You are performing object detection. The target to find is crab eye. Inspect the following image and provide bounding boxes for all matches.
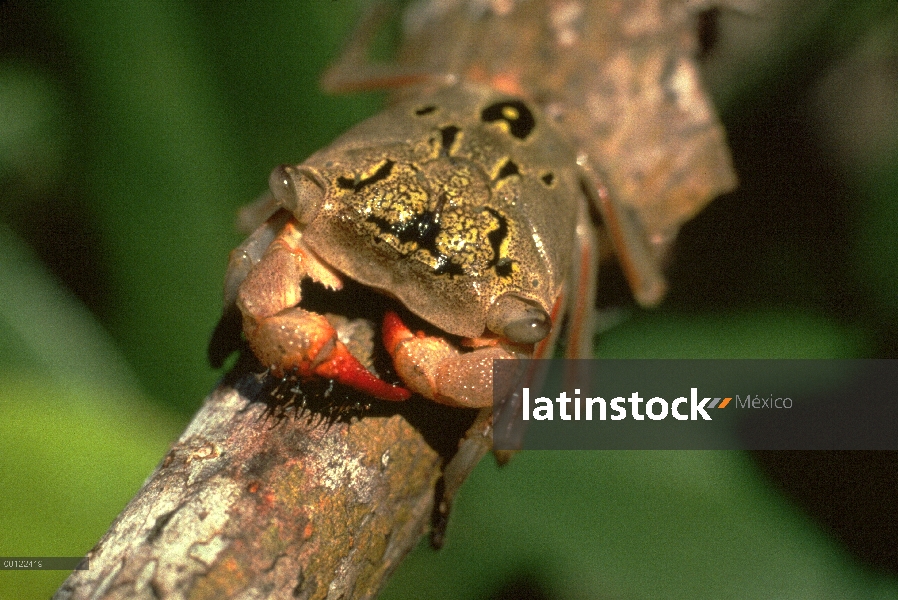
[503,309,550,344]
[486,294,551,344]
[268,164,324,224]
[269,164,298,208]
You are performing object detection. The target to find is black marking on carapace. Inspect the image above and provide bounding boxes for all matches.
[496,159,520,181]
[541,172,555,186]
[366,197,465,277]
[440,126,461,153]
[481,100,536,140]
[336,160,396,193]
[415,105,437,116]
[484,207,514,277]
[494,258,514,277]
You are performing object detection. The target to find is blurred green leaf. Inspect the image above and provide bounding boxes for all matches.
[856,151,898,314]
[0,64,67,203]
[0,373,180,600]
[0,223,141,393]
[385,451,898,600]
[598,310,867,359]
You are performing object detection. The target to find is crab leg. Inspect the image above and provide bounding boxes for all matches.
[579,158,667,308]
[209,210,291,368]
[563,198,601,359]
[320,1,455,94]
[238,219,411,401]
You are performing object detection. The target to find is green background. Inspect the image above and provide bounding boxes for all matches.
[1,1,897,598]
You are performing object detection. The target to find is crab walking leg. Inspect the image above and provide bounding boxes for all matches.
[430,406,494,547]
[238,219,411,401]
[579,158,667,308]
[209,210,291,368]
[320,1,455,94]
[223,210,291,312]
[382,311,519,408]
[564,198,601,359]
[236,190,281,235]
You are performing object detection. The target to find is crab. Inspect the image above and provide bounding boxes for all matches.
[208,83,630,409]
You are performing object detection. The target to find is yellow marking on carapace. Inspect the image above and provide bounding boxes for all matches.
[502,105,520,121]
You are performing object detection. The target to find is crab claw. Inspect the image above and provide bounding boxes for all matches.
[382,310,517,408]
[246,309,411,402]
[233,216,411,402]
[312,338,412,402]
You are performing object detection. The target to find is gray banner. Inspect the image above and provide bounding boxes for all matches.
[492,359,898,450]
[0,557,88,570]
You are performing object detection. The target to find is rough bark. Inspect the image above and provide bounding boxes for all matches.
[53,367,473,600]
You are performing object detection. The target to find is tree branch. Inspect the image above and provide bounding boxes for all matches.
[53,368,466,600]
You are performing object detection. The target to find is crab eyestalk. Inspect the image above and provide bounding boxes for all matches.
[485,293,551,344]
[269,164,326,225]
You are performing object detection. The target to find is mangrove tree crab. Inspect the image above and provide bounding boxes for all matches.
[211,83,613,408]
